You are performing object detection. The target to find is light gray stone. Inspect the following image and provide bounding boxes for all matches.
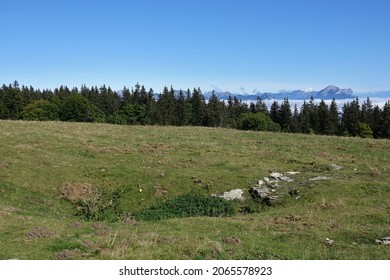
[375,237,390,245]
[214,189,244,201]
[330,163,342,171]
[309,176,329,181]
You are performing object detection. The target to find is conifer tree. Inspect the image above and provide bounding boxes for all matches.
[205,91,222,127]
[279,98,292,132]
[329,98,340,135]
[290,104,301,133]
[270,101,280,125]
[381,101,390,138]
[317,100,332,135]
[190,88,206,126]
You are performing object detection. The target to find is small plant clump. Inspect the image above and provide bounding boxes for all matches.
[69,188,238,222]
[132,192,237,221]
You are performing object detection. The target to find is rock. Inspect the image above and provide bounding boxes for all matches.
[250,187,271,198]
[270,172,283,179]
[309,176,329,181]
[214,189,244,201]
[329,163,342,171]
[375,237,390,245]
[325,238,334,246]
[280,176,294,182]
[256,180,264,186]
[286,171,300,175]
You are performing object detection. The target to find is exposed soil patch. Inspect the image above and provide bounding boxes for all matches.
[274,215,302,224]
[83,240,102,251]
[69,221,84,229]
[0,162,9,169]
[59,183,93,202]
[93,223,112,236]
[154,184,168,198]
[55,249,83,260]
[221,237,242,244]
[26,227,56,239]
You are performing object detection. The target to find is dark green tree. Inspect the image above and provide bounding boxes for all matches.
[205,91,222,127]
[329,98,340,135]
[21,99,59,121]
[60,94,105,122]
[317,100,332,135]
[381,101,390,138]
[190,87,206,126]
[279,98,292,132]
[239,112,280,132]
[341,97,360,136]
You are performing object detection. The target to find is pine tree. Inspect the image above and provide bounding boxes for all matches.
[255,97,269,115]
[205,90,222,127]
[308,96,319,133]
[317,100,332,135]
[290,104,301,133]
[157,86,177,125]
[279,98,292,132]
[371,105,382,138]
[299,101,311,134]
[341,97,360,136]
[270,101,280,125]
[329,98,340,135]
[145,88,157,124]
[381,101,390,138]
[177,89,190,126]
[2,82,24,119]
[190,87,206,126]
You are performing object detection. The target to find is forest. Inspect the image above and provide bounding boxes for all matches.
[1,80,389,139]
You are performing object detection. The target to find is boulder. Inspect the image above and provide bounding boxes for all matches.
[214,189,244,201]
[375,237,390,245]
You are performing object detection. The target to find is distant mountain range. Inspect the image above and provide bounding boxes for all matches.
[204,85,356,101]
[119,85,390,102]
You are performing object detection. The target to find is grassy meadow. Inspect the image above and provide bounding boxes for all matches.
[0,120,389,259]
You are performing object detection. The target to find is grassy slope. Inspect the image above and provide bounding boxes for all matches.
[0,120,389,259]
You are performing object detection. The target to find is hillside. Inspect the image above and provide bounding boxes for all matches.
[0,120,389,259]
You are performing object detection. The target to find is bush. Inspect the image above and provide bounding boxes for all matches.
[71,189,237,222]
[74,189,123,222]
[133,192,237,221]
[59,94,105,122]
[21,99,59,121]
[239,112,280,132]
[358,122,373,138]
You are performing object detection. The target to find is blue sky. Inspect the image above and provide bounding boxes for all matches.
[1,0,389,93]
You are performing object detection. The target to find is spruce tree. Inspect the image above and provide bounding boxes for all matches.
[381,101,390,138]
[329,98,340,135]
[205,91,222,127]
[317,100,332,135]
[279,98,292,132]
[190,88,206,126]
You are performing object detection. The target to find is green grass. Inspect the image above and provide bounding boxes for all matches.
[0,120,389,259]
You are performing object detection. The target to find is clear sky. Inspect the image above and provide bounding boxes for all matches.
[1,0,389,93]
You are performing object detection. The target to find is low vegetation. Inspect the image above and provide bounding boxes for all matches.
[0,120,389,259]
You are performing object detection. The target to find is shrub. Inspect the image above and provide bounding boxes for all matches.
[133,192,237,221]
[21,99,59,121]
[74,189,123,222]
[358,122,373,138]
[239,112,280,132]
[59,94,106,122]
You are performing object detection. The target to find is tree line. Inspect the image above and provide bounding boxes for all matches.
[1,81,389,139]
